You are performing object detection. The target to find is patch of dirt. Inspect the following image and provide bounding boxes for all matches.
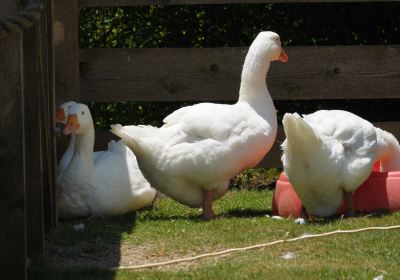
[45,241,212,271]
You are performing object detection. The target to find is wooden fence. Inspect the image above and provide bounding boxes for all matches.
[0,0,57,279]
[76,1,400,167]
[1,0,400,279]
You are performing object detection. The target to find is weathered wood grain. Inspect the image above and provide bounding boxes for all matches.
[80,0,400,8]
[80,46,400,102]
[93,122,400,168]
[54,0,80,105]
[23,20,45,264]
[54,0,80,222]
[42,0,58,232]
[46,0,59,229]
[0,1,26,279]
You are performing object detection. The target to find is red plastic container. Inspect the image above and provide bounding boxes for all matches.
[272,162,400,218]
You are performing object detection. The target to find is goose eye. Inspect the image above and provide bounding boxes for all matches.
[81,111,85,115]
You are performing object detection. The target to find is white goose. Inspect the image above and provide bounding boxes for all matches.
[57,103,156,218]
[281,110,400,218]
[56,101,78,176]
[111,31,288,220]
[55,101,105,183]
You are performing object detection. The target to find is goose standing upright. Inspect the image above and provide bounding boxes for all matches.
[111,31,288,220]
[281,110,400,219]
[57,103,156,218]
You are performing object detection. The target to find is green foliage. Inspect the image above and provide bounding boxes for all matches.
[78,3,400,128]
[87,101,198,128]
[79,3,400,48]
[230,167,281,190]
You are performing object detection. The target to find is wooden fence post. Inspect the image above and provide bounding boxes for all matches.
[53,0,80,216]
[54,0,80,104]
[0,1,26,279]
[45,0,59,229]
[23,0,46,262]
[39,0,58,232]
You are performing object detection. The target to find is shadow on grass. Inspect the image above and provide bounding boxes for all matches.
[29,266,117,280]
[140,208,274,222]
[305,210,393,225]
[29,213,138,280]
[222,208,274,218]
[139,213,203,222]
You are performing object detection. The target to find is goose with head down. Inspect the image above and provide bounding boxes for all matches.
[57,103,156,218]
[281,110,400,220]
[111,31,288,220]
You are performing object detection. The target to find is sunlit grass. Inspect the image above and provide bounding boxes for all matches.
[31,188,400,280]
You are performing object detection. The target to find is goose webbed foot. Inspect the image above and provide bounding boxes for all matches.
[295,206,309,225]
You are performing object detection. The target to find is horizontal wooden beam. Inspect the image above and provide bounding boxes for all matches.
[92,122,400,168]
[80,0,400,8]
[80,45,400,102]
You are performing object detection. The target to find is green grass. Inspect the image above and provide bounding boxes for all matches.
[30,189,400,280]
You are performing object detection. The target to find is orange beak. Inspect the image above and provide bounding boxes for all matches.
[63,114,80,135]
[279,48,288,63]
[56,108,66,123]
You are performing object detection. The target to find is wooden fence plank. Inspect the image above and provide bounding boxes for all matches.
[42,0,58,232]
[92,122,400,169]
[80,0,400,8]
[46,0,59,229]
[23,18,45,264]
[54,0,80,105]
[0,1,26,278]
[54,0,80,216]
[80,46,400,102]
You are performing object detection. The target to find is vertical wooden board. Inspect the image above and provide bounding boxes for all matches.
[41,0,58,231]
[23,22,45,263]
[53,0,80,222]
[54,0,80,105]
[0,1,26,279]
[47,0,59,228]
[40,98,54,232]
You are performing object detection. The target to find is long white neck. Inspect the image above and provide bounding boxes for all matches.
[70,124,95,168]
[376,128,400,171]
[237,44,276,123]
[57,134,75,175]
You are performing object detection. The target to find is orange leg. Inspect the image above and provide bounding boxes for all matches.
[202,189,215,220]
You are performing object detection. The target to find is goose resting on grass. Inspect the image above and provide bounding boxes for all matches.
[56,101,78,176]
[57,103,156,218]
[281,110,400,220]
[111,31,288,220]
[56,101,106,184]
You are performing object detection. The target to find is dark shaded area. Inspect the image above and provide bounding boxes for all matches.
[29,266,115,280]
[30,214,138,279]
[79,3,400,48]
[224,208,273,218]
[89,99,400,130]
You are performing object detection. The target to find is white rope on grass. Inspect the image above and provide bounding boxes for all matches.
[112,225,400,270]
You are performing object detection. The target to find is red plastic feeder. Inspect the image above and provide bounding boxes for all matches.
[272,162,400,218]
